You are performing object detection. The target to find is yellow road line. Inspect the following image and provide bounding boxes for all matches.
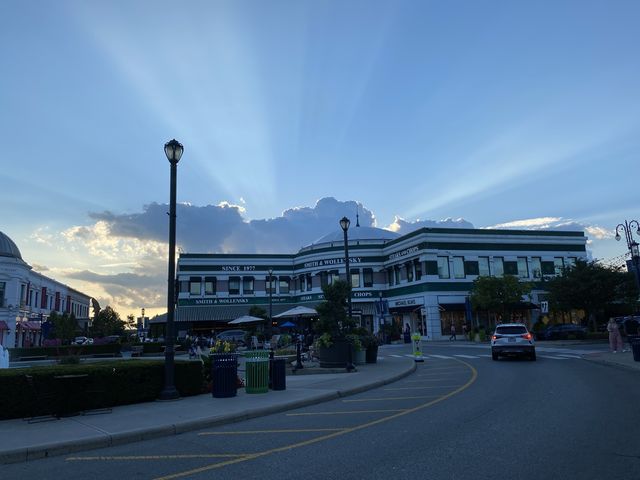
[67,454,248,461]
[152,360,477,480]
[342,395,439,402]
[286,409,406,416]
[384,385,463,390]
[198,428,345,435]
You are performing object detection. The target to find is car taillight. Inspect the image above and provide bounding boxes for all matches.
[492,335,501,340]
[522,333,532,340]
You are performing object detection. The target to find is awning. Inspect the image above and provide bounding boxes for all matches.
[0,321,9,330]
[273,306,318,318]
[228,315,267,325]
[439,304,466,312]
[351,303,377,315]
[17,321,41,330]
[173,305,298,323]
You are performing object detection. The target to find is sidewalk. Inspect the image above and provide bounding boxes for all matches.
[583,349,640,373]
[0,350,416,465]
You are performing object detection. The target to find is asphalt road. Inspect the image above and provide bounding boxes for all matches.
[3,343,639,480]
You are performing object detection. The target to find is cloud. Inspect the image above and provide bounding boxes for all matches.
[387,216,474,233]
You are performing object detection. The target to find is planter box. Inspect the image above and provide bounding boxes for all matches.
[319,340,350,368]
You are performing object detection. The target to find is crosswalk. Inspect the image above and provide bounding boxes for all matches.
[386,352,586,361]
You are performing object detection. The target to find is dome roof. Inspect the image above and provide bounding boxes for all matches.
[0,231,23,260]
[309,226,400,246]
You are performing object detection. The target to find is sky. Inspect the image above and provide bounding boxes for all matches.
[1,0,639,319]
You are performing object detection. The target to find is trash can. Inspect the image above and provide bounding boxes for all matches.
[629,336,640,362]
[212,353,238,398]
[270,357,286,390]
[245,350,270,394]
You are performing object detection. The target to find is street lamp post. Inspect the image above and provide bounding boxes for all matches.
[267,268,273,340]
[159,139,183,401]
[616,219,640,294]
[340,217,355,372]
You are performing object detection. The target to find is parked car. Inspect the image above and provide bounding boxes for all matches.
[491,323,536,361]
[73,336,93,345]
[216,330,247,345]
[538,323,587,340]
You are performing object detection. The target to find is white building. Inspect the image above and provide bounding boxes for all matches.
[0,231,92,348]
[170,225,588,340]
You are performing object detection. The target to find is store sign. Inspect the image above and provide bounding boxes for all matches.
[388,246,419,261]
[221,265,257,271]
[389,297,424,308]
[303,257,362,269]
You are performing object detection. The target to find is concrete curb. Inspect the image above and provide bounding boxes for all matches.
[0,360,416,465]
[582,356,640,374]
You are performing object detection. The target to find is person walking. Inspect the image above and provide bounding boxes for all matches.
[607,318,624,353]
[449,323,457,341]
[462,323,468,340]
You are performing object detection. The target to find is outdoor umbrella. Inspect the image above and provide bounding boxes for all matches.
[228,315,267,325]
[273,306,318,318]
[280,321,296,328]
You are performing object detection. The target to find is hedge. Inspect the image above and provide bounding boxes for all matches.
[8,344,121,361]
[0,360,205,420]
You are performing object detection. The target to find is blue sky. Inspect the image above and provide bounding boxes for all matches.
[1,0,639,317]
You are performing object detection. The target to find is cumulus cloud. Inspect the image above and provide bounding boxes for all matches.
[387,216,474,233]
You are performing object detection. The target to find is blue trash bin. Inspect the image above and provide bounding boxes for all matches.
[212,353,238,398]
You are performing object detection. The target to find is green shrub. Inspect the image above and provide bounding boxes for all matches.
[8,344,121,361]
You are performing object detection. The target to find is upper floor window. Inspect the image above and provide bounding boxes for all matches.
[279,276,290,294]
[414,260,422,281]
[205,277,216,295]
[554,257,565,275]
[363,268,373,288]
[306,274,313,291]
[437,257,450,279]
[266,274,276,294]
[566,257,577,269]
[189,276,201,295]
[243,276,254,295]
[478,257,490,276]
[517,257,529,278]
[387,268,394,286]
[493,257,504,277]
[228,276,240,295]
[350,269,360,288]
[394,266,401,284]
[452,257,465,279]
[406,262,414,282]
[530,257,542,278]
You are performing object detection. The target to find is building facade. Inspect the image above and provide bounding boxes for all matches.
[0,232,92,347]
[173,226,588,340]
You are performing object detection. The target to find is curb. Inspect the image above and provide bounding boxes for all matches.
[583,356,640,374]
[0,360,416,465]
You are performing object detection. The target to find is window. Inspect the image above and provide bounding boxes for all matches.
[541,261,555,275]
[320,272,329,288]
[394,266,401,284]
[242,276,254,295]
[406,262,414,282]
[414,261,422,281]
[0,282,5,308]
[363,268,373,287]
[504,261,518,276]
[453,257,465,279]
[306,274,313,291]
[387,268,394,286]
[266,274,276,294]
[464,261,479,276]
[228,276,240,295]
[279,276,290,294]
[204,277,216,295]
[478,257,490,276]
[350,269,360,288]
[493,257,504,277]
[530,257,542,278]
[554,257,564,275]
[517,257,529,278]
[425,261,438,275]
[437,257,450,279]
[566,257,577,268]
[189,276,202,295]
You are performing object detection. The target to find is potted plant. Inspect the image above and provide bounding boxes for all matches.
[314,280,357,368]
[347,333,365,365]
[362,333,381,363]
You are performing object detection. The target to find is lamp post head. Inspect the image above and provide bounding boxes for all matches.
[615,233,621,241]
[164,139,184,164]
[340,216,350,232]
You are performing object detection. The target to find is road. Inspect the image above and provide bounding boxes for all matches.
[3,342,639,480]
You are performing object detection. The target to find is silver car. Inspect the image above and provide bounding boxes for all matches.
[491,323,536,361]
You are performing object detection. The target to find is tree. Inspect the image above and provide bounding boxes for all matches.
[48,311,79,344]
[470,275,532,325]
[248,306,268,320]
[314,280,356,340]
[545,259,638,331]
[90,306,126,338]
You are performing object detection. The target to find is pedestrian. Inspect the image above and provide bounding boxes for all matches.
[449,323,457,341]
[462,324,468,340]
[607,318,624,353]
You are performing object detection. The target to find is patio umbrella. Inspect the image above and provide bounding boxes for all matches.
[273,306,318,318]
[228,315,267,325]
[280,321,296,328]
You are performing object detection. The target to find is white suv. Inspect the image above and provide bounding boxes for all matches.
[491,323,536,361]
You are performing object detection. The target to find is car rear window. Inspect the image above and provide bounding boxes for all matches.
[495,326,527,335]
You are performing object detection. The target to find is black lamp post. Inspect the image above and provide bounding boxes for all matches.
[340,216,352,319]
[340,216,355,372]
[615,219,640,295]
[267,268,273,339]
[159,139,183,401]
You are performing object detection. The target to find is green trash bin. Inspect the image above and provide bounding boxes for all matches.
[245,350,270,394]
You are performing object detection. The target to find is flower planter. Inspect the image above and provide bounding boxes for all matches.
[353,349,366,365]
[365,345,378,363]
[318,340,350,368]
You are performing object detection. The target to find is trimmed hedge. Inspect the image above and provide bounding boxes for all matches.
[9,344,121,361]
[0,360,205,420]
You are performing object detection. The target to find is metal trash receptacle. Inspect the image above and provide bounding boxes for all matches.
[211,353,238,398]
[270,358,286,391]
[245,350,270,394]
[630,336,640,362]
